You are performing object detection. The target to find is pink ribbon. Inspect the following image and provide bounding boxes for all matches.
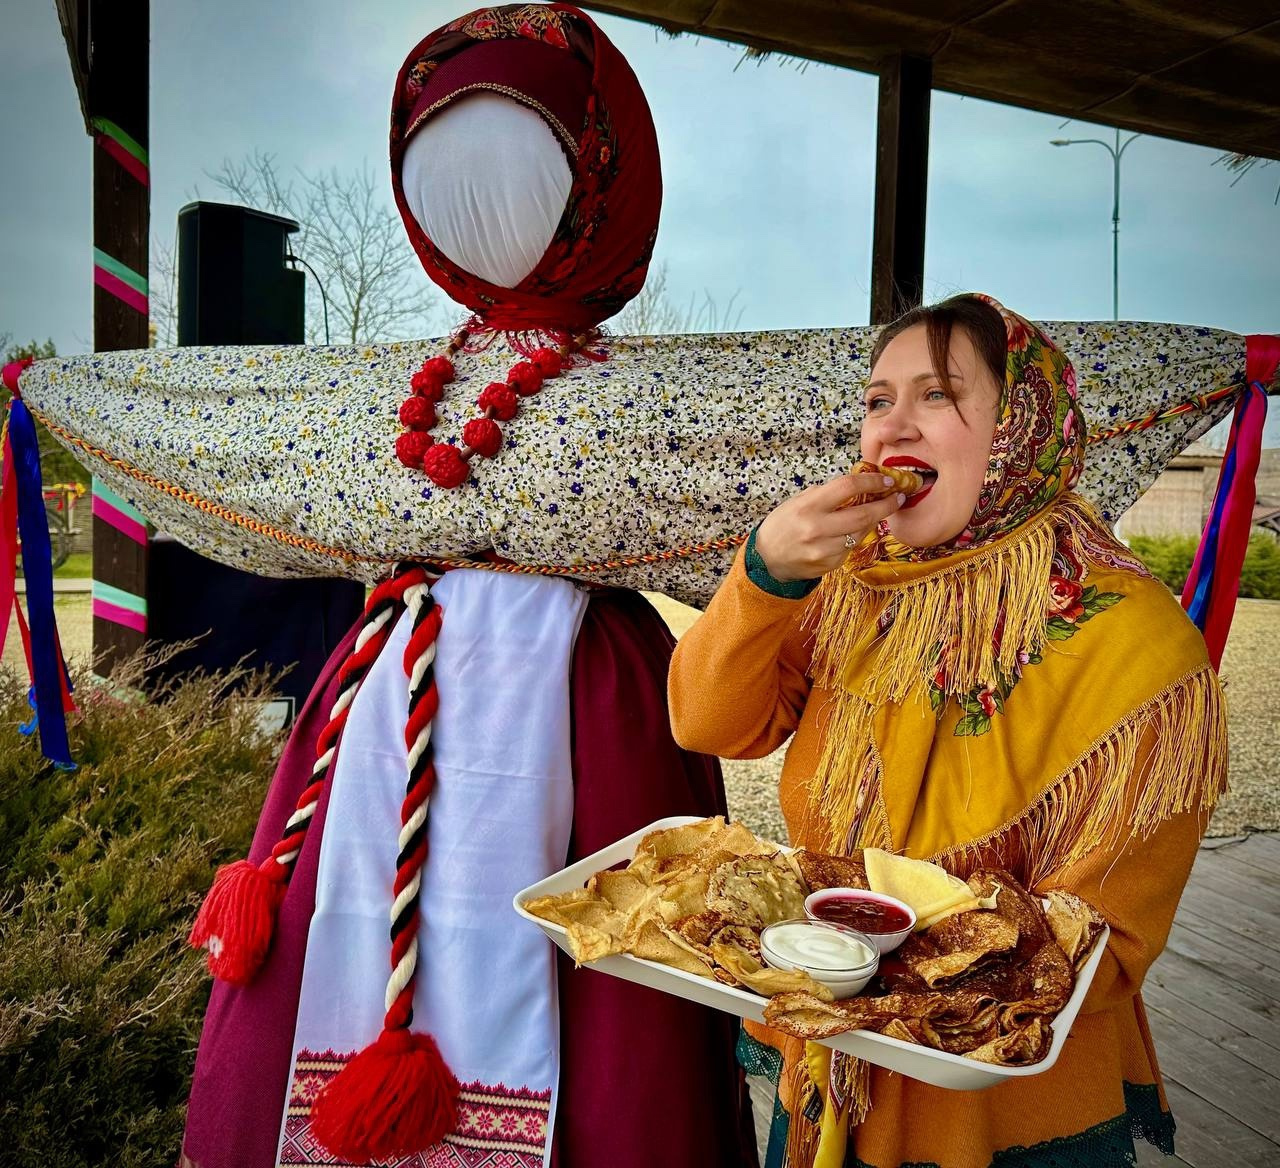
[1181,334,1277,668]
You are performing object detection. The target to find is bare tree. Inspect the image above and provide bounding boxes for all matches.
[152,151,442,346]
[150,236,179,347]
[151,158,742,344]
[610,260,745,335]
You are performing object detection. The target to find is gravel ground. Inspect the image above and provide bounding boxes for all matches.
[4,594,93,670]
[7,591,1274,839]
[1213,599,1280,835]
[648,592,1280,842]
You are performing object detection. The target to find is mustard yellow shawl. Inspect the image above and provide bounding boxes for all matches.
[802,493,1225,879]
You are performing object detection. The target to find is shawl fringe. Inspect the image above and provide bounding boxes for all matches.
[809,495,1132,703]
[803,664,1227,884]
[831,1052,871,1130]
[805,696,884,854]
[784,1052,820,1168]
[783,1047,871,1168]
[934,663,1228,885]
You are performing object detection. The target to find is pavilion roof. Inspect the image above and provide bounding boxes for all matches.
[587,2,1280,160]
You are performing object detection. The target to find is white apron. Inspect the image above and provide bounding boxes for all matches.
[276,569,587,1168]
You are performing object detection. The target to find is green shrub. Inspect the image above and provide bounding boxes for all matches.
[0,658,281,1167]
[1126,534,1199,592]
[1127,532,1280,600]
[1238,533,1280,601]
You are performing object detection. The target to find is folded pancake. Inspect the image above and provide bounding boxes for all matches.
[898,910,1020,988]
[846,460,927,506]
[764,867,1088,1066]
[966,1017,1051,1065]
[710,925,826,997]
[1044,889,1107,968]
[793,848,870,892]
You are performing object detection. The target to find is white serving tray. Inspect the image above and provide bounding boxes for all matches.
[514,816,1109,1091]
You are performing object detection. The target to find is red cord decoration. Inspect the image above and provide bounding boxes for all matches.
[309,571,458,1159]
[394,324,580,487]
[189,566,426,984]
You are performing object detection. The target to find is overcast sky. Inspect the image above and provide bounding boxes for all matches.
[2,0,1277,442]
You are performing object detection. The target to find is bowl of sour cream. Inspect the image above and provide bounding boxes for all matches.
[759,918,880,998]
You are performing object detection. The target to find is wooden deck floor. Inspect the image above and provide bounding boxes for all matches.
[1135,832,1280,1167]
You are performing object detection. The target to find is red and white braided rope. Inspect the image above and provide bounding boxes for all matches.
[385,574,444,1029]
[265,569,424,880]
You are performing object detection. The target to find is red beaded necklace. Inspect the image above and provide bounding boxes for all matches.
[394,326,589,488]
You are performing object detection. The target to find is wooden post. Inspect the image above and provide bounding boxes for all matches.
[85,2,151,674]
[871,53,931,325]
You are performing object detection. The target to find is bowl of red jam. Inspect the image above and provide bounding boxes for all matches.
[804,887,916,954]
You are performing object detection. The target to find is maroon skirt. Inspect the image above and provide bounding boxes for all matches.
[181,588,755,1168]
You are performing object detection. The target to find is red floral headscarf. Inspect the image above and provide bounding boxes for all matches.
[390,3,662,338]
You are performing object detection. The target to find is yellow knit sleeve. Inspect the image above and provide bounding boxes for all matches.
[668,547,817,760]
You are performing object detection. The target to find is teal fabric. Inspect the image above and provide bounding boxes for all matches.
[744,525,820,600]
[1125,1080,1177,1155]
[736,1026,791,1168]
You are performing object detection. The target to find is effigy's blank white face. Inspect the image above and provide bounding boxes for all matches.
[400,91,573,289]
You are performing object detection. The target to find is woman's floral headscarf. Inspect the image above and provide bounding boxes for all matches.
[882,293,1087,562]
[958,293,1087,549]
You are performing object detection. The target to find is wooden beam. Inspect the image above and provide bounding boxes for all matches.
[86,0,150,675]
[53,0,92,129]
[871,53,931,325]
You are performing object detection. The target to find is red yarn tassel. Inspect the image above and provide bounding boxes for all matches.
[310,1028,459,1160]
[188,859,286,985]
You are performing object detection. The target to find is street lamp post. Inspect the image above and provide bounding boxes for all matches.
[1051,128,1141,320]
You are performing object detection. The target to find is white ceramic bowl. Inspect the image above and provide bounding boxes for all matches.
[804,887,916,955]
[760,918,880,999]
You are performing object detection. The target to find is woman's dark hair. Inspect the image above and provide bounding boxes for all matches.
[869,294,1007,400]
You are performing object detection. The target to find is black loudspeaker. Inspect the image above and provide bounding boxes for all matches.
[146,539,363,729]
[177,201,305,345]
[147,202,365,728]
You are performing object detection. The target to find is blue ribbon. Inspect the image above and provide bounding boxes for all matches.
[1184,382,1263,631]
[7,398,75,768]
[18,688,37,736]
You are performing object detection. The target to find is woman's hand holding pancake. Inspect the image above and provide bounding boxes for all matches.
[754,472,905,583]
